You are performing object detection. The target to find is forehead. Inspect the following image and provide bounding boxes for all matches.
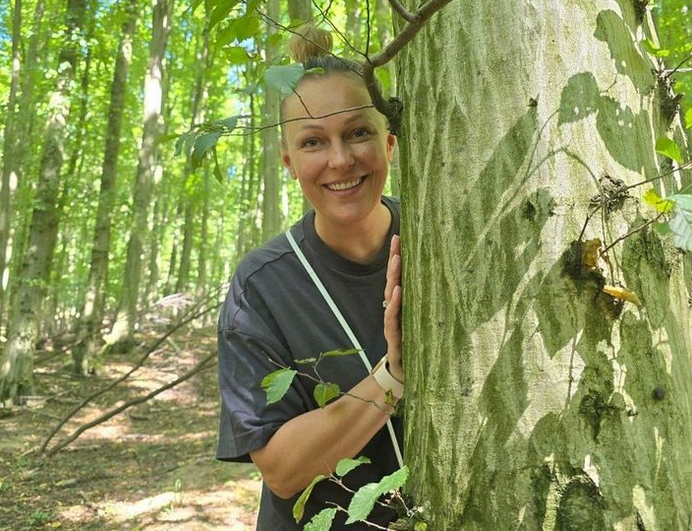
[282,74,381,127]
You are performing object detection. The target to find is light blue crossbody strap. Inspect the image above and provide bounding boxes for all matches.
[285,230,403,468]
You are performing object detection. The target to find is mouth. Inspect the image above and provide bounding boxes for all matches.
[324,176,366,192]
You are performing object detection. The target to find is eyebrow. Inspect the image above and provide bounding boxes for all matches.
[298,112,370,131]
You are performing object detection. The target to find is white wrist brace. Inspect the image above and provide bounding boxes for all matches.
[371,355,404,400]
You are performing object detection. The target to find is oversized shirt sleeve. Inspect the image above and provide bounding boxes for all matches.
[216,272,311,462]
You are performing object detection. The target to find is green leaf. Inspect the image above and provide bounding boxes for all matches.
[232,13,260,42]
[294,357,317,365]
[669,194,692,251]
[321,348,360,358]
[345,483,381,524]
[261,368,298,405]
[175,132,194,157]
[265,64,306,96]
[225,46,249,65]
[685,107,692,130]
[642,189,674,213]
[191,131,222,167]
[335,456,371,477]
[303,508,338,531]
[212,147,224,184]
[216,116,239,131]
[642,39,670,57]
[346,466,409,524]
[314,382,340,408]
[655,137,683,164]
[209,0,237,31]
[293,474,327,523]
[653,222,672,236]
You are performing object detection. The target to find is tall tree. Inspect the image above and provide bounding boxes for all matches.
[398,1,692,528]
[107,0,173,350]
[260,0,282,242]
[0,0,23,332]
[73,0,139,373]
[176,26,211,294]
[0,0,87,402]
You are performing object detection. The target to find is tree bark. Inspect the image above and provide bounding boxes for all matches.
[260,0,281,242]
[107,0,173,350]
[0,0,23,332]
[398,1,692,529]
[73,0,138,373]
[0,0,87,402]
[176,26,210,294]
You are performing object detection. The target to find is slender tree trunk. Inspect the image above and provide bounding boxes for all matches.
[0,0,23,333]
[164,200,183,295]
[0,0,87,403]
[399,2,692,529]
[73,0,138,373]
[2,0,48,326]
[175,199,194,293]
[345,0,362,51]
[46,36,93,339]
[236,92,256,259]
[260,0,281,242]
[176,27,210,294]
[374,0,399,196]
[107,0,173,350]
[196,167,210,294]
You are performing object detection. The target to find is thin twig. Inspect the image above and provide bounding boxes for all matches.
[229,104,376,135]
[665,52,692,79]
[621,160,692,193]
[44,353,217,457]
[600,211,666,256]
[362,0,455,122]
[38,290,223,453]
[387,0,416,22]
[310,0,364,58]
[365,0,372,57]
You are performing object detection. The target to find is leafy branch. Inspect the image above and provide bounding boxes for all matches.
[262,349,398,412]
[292,457,424,531]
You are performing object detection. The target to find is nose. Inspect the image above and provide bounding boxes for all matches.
[327,140,354,169]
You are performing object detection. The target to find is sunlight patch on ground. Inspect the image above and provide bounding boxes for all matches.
[60,479,260,530]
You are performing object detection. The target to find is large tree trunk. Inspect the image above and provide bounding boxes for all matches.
[398,1,692,529]
[107,0,173,350]
[0,0,87,402]
[0,0,22,332]
[73,0,138,373]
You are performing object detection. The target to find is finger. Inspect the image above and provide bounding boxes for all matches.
[385,283,402,338]
[384,254,401,302]
[389,234,400,259]
[384,285,402,345]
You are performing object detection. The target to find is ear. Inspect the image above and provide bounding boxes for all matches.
[281,145,297,180]
[385,133,397,163]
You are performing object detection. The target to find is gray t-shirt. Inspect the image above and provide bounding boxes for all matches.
[217,197,403,530]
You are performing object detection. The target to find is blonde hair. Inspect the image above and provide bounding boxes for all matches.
[288,25,333,63]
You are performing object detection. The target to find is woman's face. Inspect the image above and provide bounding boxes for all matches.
[281,74,396,232]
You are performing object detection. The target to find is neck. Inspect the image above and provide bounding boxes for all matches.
[314,203,391,264]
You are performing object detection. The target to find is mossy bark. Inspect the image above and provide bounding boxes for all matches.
[397,1,692,529]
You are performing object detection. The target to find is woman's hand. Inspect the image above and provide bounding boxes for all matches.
[383,235,403,382]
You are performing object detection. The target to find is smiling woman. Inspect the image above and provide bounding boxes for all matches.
[216,25,405,531]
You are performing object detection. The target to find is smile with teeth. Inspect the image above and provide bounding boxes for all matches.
[325,176,365,191]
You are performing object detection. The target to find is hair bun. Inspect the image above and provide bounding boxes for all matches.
[288,25,333,63]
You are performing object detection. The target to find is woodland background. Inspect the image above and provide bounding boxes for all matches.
[0,0,690,529]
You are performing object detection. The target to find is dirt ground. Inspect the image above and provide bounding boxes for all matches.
[0,326,261,531]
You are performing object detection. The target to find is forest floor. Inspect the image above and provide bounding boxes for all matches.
[0,324,260,531]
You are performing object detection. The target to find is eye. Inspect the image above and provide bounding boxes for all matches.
[352,127,372,139]
[300,137,320,148]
